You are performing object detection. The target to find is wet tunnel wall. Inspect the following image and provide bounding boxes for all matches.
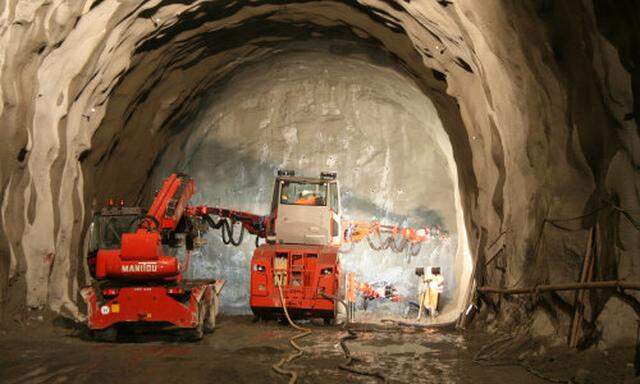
[147,46,466,317]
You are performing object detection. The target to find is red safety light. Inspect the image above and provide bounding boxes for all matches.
[107,199,114,207]
[167,287,185,295]
[119,199,125,207]
[102,288,119,297]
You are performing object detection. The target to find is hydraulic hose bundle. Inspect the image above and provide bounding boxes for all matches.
[204,214,245,246]
[221,220,244,246]
[366,232,416,254]
[345,221,448,260]
[366,231,424,259]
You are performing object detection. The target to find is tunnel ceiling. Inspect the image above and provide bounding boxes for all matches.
[0,0,638,347]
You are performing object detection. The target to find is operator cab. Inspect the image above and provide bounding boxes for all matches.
[269,170,342,246]
[86,204,144,278]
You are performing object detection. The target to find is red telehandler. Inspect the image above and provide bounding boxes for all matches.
[82,173,229,341]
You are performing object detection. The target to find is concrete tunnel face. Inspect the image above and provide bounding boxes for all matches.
[144,46,473,320]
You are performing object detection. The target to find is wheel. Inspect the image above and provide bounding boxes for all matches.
[325,301,338,326]
[204,293,219,333]
[323,317,335,326]
[277,317,289,325]
[184,301,205,341]
[183,323,203,341]
[204,310,215,333]
[327,295,340,326]
[91,327,117,342]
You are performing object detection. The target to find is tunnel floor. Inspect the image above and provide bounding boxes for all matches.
[0,316,634,384]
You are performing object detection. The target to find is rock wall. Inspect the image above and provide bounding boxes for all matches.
[147,48,466,317]
[0,0,637,346]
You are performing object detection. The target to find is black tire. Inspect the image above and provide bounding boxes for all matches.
[203,308,213,334]
[183,319,204,341]
[91,327,117,342]
[184,325,203,341]
[204,294,218,334]
[324,300,338,326]
[184,301,205,341]
[277,317,289,326]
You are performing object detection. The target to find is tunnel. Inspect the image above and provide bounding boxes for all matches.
[146,45,472,321]
[0,1,639,383]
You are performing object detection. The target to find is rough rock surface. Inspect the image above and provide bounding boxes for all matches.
[597,296,638,349]
[531,308,559,339]
[0,0,637,346]
[148,48,465,316]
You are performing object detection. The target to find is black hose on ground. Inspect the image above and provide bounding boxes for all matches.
[338,329,387,382]
[380,318,455,329]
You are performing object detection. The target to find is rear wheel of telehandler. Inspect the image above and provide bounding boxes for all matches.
[183,301,205,341]
[184,320,204,341]
[91,327,117,342]
[204,293,219,333]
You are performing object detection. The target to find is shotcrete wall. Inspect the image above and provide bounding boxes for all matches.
[147,48,469,318]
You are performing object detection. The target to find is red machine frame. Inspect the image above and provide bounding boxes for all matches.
[250,244,340,322]
[82,174,223,341]
[197,170,444,324]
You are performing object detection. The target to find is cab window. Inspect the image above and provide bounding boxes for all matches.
[329,183,339,213]
[280,181,327,206]
[92,214,141,249]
